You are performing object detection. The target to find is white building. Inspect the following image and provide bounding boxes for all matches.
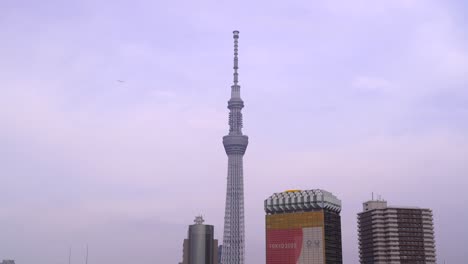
[358,199,437,264]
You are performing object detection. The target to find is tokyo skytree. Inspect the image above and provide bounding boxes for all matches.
[221,30,248,264]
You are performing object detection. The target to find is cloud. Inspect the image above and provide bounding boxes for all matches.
[1,0,468,263]
[352,76,394,92]
[149,89,177,99]
[411,17,468,82]
[321,0,425,17]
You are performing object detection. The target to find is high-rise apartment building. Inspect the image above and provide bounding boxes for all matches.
[221,30,248,264]
[179,216,218,264]
[358,199,437,264]
[265,189,343,264]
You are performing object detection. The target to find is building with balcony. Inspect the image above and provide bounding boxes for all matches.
[358,199,436,264]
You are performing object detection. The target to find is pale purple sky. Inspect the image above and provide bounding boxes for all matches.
[1,0,468,263]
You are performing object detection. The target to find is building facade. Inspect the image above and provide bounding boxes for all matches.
[221,30,248,264]
[179,216,218,264]
[1,261,15,264]
[218,245,223,264]
[265,190,343,264]
[358,199,437,264]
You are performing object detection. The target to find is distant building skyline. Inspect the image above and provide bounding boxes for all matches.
[1,1,467,263]
[179,216,218,264]
[358,199,437,264]
[221,31,249,264]
[265,189,343,264]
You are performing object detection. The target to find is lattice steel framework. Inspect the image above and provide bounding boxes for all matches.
[221,30,248,264]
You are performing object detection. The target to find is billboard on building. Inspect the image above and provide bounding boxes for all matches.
[266,211,325,264]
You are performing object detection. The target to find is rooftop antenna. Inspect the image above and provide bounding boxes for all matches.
[233,30,239,86]
[194,215,205,225]
[372,192,374,201]
[69,247,72,264]
[230,30,241,100]
[85,244,88,264]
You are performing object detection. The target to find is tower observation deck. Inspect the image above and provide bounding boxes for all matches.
[221,30,248,264]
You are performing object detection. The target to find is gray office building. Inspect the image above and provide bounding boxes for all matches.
[358,199,437,264]
[1,261,15,264]
[179,216,218,264]
[217,245,223,264]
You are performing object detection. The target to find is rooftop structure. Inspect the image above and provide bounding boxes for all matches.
[265,189,342,214]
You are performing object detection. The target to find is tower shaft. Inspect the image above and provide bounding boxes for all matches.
[221,30,248,264]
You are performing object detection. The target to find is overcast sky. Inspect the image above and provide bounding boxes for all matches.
[1,0,468,263]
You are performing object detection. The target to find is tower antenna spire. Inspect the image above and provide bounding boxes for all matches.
[233,30,239,86]
[222,30,248,264]
[230,31,241,100]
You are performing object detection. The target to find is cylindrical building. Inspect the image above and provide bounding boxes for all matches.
[180,216,218,264]
[189,224,216,264]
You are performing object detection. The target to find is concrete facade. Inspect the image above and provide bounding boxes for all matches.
[358,200,437,264]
